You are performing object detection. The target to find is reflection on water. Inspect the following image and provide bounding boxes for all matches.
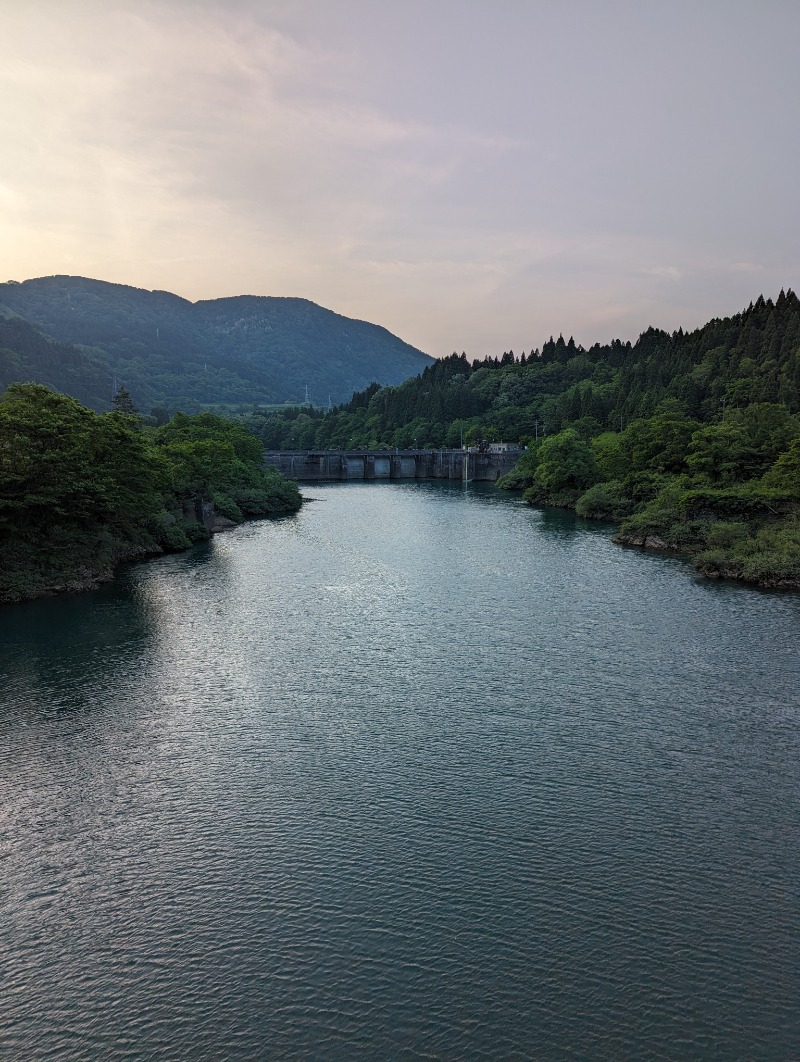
[1,482,799,1060]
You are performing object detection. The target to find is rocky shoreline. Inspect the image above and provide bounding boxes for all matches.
[613,530,800,592]
[3,506,245,606]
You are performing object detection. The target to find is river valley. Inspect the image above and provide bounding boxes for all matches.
[1,481,799,1059]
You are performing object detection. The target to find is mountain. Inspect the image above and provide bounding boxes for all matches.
[249,289,799,450]
[0,275,433,411]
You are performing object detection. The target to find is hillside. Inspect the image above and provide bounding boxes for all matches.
[0,275,433,411]
[248,290,800,449]
[247,291,800,588]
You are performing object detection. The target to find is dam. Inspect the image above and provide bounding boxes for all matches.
[263,448,521,482]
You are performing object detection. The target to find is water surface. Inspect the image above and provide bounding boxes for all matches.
[2,483,799,1059]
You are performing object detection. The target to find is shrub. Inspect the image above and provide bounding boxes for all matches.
[575,480,635,520]
[212,491,244,522]
[704,521,749,549]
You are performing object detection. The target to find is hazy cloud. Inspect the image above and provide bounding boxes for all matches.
[2,0,798,356]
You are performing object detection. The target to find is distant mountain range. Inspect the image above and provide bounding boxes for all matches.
[0,276,433,411]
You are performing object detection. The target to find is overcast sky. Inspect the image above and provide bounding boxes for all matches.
[2,0,798,357]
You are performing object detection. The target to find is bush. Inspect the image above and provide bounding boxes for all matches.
[618,481,688,539]
[575,480,635,520]
[705,521,749,549]
[534,429,599,492]
[212,491,244,522]
[693,548,735,576]
[153,511,193,551]
[693,517,800,584]
[497,448,538,490]
[665,519,710,547]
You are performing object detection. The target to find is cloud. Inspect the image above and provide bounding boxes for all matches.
[1,0,798,356]
[640,266,682,281]
[1,1,522,312]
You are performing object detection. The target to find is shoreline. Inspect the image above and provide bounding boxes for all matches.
[517,493,800,593]
[0,508,294,607]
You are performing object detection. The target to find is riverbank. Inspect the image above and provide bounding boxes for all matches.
[498,471,800,592]
[0,503,301,605]
[613,525,800,591]
[0,386,302,605]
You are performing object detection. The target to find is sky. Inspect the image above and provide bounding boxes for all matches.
[2,0,799,358]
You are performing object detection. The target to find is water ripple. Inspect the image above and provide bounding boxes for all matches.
[1,482,799,1060]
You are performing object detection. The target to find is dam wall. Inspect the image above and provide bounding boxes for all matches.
[263,449,521,483]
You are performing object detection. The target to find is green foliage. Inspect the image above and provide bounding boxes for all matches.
[694,518,800,584]
[621,401,700,473]
[617,481,692,539]
[112,385,137,413]
[151,413,302,517]
[591,432,629,480]
[686,422,755,483]
[763,437,800,490]
[211,492,244,523]
[575,480,637,520]
[496,446,539,490]
[704,521,749,549]
[0,383,163,538]
[533,429,599,493]
[680,482,795,520]
[0,386,301,602]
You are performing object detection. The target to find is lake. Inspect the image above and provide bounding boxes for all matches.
[1,482,799,1060]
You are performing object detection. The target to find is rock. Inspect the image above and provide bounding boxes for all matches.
[615,534,645,546]
[211,516,237,532]
[644,535,668,549]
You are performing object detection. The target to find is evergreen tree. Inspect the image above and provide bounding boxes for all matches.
[112,385,137,413]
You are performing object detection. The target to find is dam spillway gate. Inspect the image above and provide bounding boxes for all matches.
[263,449,521,483]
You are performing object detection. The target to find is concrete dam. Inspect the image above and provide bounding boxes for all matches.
[263,449,521,483]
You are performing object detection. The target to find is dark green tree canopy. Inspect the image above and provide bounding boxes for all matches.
[0,385,301,603]
[112,385,137,413]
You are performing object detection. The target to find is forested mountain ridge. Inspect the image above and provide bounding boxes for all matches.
[0,275,433,411]
[247,291,800,588]
[247,290,800,450]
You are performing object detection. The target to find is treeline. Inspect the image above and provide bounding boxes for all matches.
[246,291,799,451]
[0,384,301,603]
[246,291,800,587]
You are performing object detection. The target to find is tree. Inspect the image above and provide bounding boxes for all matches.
[762,438,800,490]
[591,432,629,481]
[112,385,137,413]
[622,401,700,473]
[686,423,758,484]
[0,383,105,531]
[533,429,599,493]
[150,407,170,426]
